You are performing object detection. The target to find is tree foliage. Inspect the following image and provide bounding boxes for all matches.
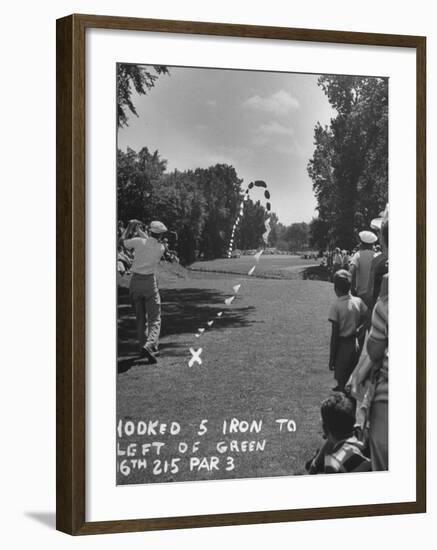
[117,148,268,264]
[284,222,309,252]
[308,217,329,252]
[193,165,244,259]
[236,199,267,251]
[117,147,168,221]
[117,64,169,127]
[308,75,388,250]
[117,146,313,262]
[268,219,309,252]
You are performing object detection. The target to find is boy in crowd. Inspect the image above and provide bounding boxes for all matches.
[329,270,368,392]
[306,393,371,474]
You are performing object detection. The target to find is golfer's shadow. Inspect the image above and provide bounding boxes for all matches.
[117,286,255,371]
[117,355,154,374]
[160,287,255,338]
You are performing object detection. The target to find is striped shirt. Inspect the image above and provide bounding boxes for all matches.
[325,437,371,473]
[368,286,389,403]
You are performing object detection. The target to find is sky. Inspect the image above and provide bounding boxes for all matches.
[118,65,336,225]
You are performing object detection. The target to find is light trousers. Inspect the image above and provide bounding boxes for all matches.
[129,273,161,351]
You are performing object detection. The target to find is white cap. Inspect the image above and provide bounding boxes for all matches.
[149,220,168,234]
[359,230,378,244]
[370,218,383,231]
[370,204,389,232]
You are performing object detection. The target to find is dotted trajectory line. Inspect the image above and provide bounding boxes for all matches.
[188,181,272,367]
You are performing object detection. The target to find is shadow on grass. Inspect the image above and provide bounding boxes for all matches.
[117,285,255,373]
[302,265,332,282]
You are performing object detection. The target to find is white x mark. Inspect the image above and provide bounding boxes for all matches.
[188,347,203,367]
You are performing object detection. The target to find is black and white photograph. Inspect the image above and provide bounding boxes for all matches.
[1,0,432,543]
[116,63,389,485]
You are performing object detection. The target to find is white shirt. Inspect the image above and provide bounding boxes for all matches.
[123,237,164,275]
[350,248,375,296]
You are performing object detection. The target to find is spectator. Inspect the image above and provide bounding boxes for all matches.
[306,393,371,474]
[366,211,389,471]
[117,220,125,239]
[342,249,350,270]
[327,250,333,271]
[117,259,126,275]
[328,270,368,392]
[117,245,131,275]
[117,245,132,269]
[364,211,389,309]
[364,250,388,310]
[350,231,377,300]
[332,247,343,276]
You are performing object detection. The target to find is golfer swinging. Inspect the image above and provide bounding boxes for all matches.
[120,219,168,364]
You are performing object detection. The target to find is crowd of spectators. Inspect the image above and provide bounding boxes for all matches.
[307,206,389,474]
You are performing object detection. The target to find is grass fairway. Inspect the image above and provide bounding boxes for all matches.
[117,260,333,485]
[190,253,319,279]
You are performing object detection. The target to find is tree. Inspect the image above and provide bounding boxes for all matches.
[307,123,337,246]
[117,147,167,222]
[117,64,169,127]
[157,170,208,265]
[236,199,266,251]
[283,222,309,252]
[266,212,280,247]
[309,217,329,252]
[194,164,244,259]
[308,76,388,250]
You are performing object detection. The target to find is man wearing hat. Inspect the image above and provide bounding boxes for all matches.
[350,230,377,301]
[349,230,377,352]
[120,219,168,363]
[364,207,389,309]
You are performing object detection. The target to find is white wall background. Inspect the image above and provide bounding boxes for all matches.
[0,0,435,547]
